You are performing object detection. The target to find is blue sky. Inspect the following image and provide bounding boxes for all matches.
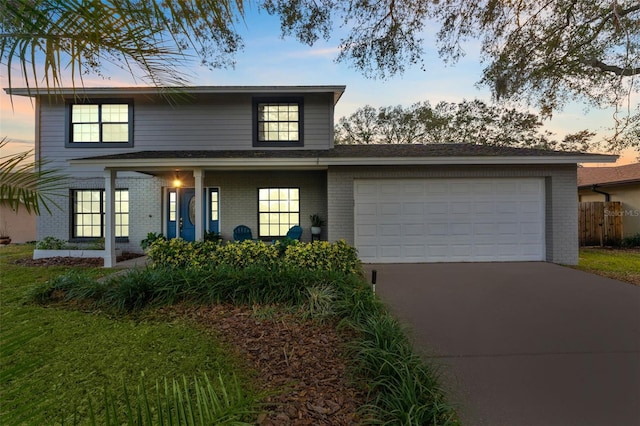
[0,8,634,163]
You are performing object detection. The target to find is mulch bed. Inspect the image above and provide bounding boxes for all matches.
[12,252,144,267]
[158,304,369,425]
[12,254,370,424]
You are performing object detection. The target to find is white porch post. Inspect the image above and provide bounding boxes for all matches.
[194,168,204,241]
[104,169,116,267]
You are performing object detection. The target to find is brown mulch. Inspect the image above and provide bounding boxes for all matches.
[12,252,144,267]
[12,254,371,423]
[158,304,369,425]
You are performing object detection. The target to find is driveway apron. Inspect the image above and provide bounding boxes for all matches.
[365,262,640,426]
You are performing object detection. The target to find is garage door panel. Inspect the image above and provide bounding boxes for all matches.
[355,178,545,263]
[380,203,401,215]
[380,224,401,236]
[356,224,377,237]
[403,202,424,215]
[356,202,378,216]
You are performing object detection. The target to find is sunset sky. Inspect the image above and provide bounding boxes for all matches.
[1,9,636,164]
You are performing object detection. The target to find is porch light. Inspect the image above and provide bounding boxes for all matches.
[173,173,182,188]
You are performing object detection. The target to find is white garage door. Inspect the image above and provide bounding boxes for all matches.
[354,178,545,263]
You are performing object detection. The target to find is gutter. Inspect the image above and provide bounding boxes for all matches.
[591,185,611,201]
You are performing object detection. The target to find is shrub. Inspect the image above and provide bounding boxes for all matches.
[140,232,166,250]
[147,239,359,273]
[283,240,360,274]
[621,233,640,248]
[87,238,105,250]
[35,236,67,250]
[203,230,223,243]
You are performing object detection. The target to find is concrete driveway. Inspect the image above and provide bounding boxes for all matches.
[365,262,640,426]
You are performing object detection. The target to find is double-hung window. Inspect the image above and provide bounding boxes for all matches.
[258,188,300,237]
[72,189,129,239]
[253,97,303,147]
[67,100,133,146]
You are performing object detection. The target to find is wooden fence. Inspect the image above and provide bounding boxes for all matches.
[578,201,623,246]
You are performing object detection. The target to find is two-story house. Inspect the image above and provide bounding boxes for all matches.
[5,86,615,266]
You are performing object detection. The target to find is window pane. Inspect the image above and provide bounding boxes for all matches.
[257,187,300,237]
[72,105,98,122]
[73,189,129,238]
[169,191,177,221]
[103,124,129,142]
[73,123,99,142]
[71,103,129,144]
[102,104,128,122]
[257,102,300,143]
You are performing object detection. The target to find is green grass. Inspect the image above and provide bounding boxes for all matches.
[0,244,257,425]
[576,248,640,286]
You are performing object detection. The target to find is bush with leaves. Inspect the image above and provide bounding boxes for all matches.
[284,240,360,274]
[147,239,359,273]
[35,236,68,250]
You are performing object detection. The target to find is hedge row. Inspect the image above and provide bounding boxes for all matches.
[146,239,360,275]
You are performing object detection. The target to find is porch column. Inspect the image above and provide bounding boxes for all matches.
[104,169,116,267]
[194,168,204,241]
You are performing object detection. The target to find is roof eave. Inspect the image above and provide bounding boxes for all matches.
[578,178,640,188]
[3,85,347,104]
[322,155,618,165]
[69,154,618,169]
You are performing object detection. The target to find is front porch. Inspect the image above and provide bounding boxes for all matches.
[101,168,328,267]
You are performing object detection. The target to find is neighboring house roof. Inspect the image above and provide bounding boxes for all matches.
[4,85,347,105]
[577,162,640,188]
[71,144,616,169]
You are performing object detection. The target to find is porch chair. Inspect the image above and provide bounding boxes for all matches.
[272,225,303,244]
[285,225,303,241]
[233,225,254,242]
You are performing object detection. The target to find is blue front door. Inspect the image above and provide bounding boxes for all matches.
[167,188,219,241]
[179,188,196,241]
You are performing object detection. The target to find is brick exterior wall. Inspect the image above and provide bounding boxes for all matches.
[203,170,327,242]
[38,170,328,251]
[327,164,579,265]
[38,175,163,253]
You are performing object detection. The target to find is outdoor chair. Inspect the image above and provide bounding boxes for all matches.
[285,225,303,241]
[233,225,254,241]
[272,225,303,244]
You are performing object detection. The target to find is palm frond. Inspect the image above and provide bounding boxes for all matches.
[0,0,246,96]
[0,138,68,215]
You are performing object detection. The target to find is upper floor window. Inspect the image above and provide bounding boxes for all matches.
[253,97,303,147]
[67,100,133,147]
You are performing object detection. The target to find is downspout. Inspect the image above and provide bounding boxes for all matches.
[591,185,611,201]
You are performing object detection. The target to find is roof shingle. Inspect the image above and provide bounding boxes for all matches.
[577,163,640,187]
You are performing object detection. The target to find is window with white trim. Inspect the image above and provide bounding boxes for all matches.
[258,188,300,237]
[72,189,129,238]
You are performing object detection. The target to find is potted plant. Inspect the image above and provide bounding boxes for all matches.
[0,221,10,245]
[309,214,325,236]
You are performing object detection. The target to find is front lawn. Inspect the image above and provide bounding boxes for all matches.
[576,247,640,286]
[1,241,459,424]
[0,244,257,425]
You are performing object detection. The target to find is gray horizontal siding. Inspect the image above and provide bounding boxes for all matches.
[37,92,333,177]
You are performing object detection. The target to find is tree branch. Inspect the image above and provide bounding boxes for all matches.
[588,59,640,76]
